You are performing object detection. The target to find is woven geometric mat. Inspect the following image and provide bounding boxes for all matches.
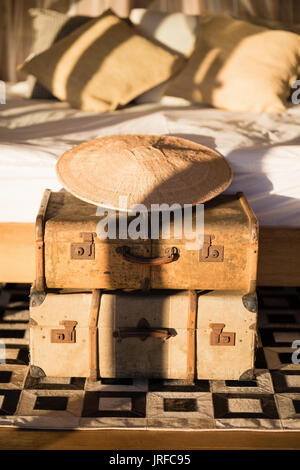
[1,284,300,431]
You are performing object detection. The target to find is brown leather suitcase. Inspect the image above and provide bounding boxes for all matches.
[29,289,257,381]
[34,190,258,293]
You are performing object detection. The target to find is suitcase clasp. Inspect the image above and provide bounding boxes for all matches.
[199,235,224,262]
[51,321,78,343]
[210,323,235,346]
[71,232,96,260]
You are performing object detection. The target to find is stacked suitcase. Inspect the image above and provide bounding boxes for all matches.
[30,189,258,381]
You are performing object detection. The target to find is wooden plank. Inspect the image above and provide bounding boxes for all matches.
[258,226,300,286]
[0,223,300,286]
[0,223,35,283]
[0,428,299,450]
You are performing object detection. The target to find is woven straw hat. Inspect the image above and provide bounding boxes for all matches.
[56,135,232,211]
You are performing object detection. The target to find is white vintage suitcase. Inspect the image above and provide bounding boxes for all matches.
[30,289,257,381]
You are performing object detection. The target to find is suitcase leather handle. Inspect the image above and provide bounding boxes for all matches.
[113,328,177,341]
[116,246,179,265]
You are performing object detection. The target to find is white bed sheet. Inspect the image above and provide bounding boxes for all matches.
[1,82,300,225]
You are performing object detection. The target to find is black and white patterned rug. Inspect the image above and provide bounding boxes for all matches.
[0,284,300,430]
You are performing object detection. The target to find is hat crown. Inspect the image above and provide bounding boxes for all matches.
[56,135,232,211]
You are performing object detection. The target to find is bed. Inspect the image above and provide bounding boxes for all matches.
[1,81,300,285]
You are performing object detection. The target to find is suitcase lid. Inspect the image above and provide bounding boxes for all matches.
[44,191,250,244]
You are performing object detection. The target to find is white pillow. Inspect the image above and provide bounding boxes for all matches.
[129,9,199,104]
[129,8,199,57]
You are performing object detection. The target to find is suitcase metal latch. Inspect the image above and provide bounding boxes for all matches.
[71,232,96,260]
[210,323,235,346]
[199,235,224,262]
[51,321,78,343]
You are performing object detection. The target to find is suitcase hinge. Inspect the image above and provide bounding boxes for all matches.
[199,235,224,262]
[71,232,96,260]
[210,323,235,346]
[51,321,78,343]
